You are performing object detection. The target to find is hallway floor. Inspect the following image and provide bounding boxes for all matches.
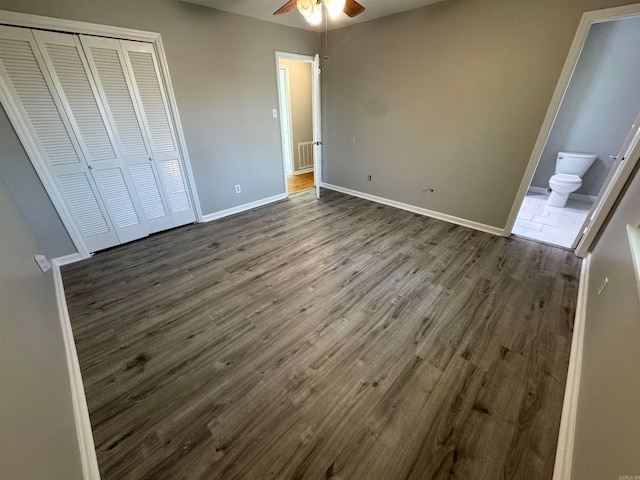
[513,191,592,248]
[287,171,314,194]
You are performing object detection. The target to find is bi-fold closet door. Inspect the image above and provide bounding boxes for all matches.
[0,25,195,253]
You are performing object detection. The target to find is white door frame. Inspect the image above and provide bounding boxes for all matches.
[313,53,322,199]
[275,51,321,198]
[574,111,640,256]
[0,9,203,259]
[504,3,640,254]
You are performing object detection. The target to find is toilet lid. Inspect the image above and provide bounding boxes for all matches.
[551,173,581,184]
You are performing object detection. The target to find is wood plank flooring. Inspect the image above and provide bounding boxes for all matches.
[287,172,314,193]
[61,189,581,480]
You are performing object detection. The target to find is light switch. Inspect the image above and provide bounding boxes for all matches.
[272,109,278,118]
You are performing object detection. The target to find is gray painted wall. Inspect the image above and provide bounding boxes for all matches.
[531,17,640,197]
[2,2,640,475]
[321,0,639,229]
[0,104,75,258]
[0,0,317,256]
[280,59,313,172]
[0,176,83,479]
[1,0,638,250]
[572,167,640,478]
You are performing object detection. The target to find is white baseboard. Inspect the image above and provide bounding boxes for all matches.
[293,167,313,175]
[321,183,504,236]
[53,252,85,267]
[52,264,101,480]
[552,254,590,480]
[528,185,596,203]
[202,193,288,223]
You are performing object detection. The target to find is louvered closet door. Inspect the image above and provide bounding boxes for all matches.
[79,35,173,234]
[120,40,196,227]
[33,30,150,245]
[0,25,119,252]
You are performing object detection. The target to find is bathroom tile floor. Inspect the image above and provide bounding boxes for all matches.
[513,191,592,248]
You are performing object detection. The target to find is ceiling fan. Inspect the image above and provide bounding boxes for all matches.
[274,0,365,25]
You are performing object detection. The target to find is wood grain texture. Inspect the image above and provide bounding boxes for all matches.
[287,172,314,194]
[61,188,581,480]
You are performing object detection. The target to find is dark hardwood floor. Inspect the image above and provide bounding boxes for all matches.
[62,189,580,480]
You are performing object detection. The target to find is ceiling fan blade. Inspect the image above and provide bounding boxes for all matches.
[273,0,298,15]
[343,0,365,17]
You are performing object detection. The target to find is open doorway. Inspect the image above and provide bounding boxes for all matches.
[506,9,640,250]
[275,52,320,196]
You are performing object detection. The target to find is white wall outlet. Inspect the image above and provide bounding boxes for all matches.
[272,109,278,118]
[34,254,51,273]
[234,184,241,194]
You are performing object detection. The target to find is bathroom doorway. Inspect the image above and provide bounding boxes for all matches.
[506,9,640,250]
[275,53,317,195]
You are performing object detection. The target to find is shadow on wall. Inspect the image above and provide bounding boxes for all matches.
[530,16,640,197]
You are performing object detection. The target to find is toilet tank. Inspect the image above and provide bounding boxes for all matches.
[556,151,597,177]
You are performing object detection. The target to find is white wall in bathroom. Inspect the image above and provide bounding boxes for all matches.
[531,16,640,197]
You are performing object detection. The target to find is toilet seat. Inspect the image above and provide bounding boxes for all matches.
[547,151,595,208]
[550,173,581,184]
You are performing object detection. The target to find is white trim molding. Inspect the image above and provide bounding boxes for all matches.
[53,252,86,267]
[552,254,590,480]
[626,224,640,301]
[275,51,318,198]
[52,263,101,480]
[202,193,288,223]
[322,183,505,236]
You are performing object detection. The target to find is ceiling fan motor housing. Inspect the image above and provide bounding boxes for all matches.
[274,0,364,18]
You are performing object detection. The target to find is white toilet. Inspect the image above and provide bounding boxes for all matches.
[547,151,597,208]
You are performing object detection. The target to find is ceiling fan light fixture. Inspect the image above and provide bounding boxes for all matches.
[273,0,364,21]
[296,0,315,18]
[306,6,323,25]
[325,0,346,19]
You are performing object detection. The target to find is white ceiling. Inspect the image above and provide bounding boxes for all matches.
[179,0,445,31]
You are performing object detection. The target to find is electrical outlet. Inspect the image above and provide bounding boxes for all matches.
[367,175,372,181]
[234,184,241,194]
[34,254,51,273]
[272,109,278,118]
